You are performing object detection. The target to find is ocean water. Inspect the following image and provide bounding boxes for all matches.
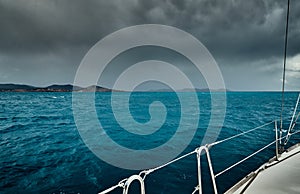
[0,92,299,194]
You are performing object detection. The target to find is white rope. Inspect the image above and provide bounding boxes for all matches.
[142,150,197,175]
[284,93,300,145]
[290,128,300,136]
[195,146,218,194]
[144,121,276,179]
[288,93,300,131]
[210,121,274,147]
[275,120,279,160]
[192,185,200,194]
[98,185,120,194]
[215,129,300,178]
[99,150,197,194]
[99,179,127,194]
[284,116,299,145]
[291,112,300,131]
[123,175,146,194]
[214,139,276,178]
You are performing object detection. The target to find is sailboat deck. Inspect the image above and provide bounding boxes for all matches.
[225,143,300,194]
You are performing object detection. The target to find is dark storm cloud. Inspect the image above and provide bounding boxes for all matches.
[0,0,123,53]
[0,0,299,89]
[1,0,299,57]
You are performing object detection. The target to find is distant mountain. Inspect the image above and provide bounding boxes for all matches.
[47,84,74,90]
[0,84,111,92]
[0,84,231,92]
[145,88,230,92]
[76,85,113,92]
[0,84,36,90]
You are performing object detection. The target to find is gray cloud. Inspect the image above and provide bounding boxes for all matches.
[1,0,298,56]
[0,0,299,90]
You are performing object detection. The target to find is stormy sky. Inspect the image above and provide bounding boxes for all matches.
[0,0,299,91]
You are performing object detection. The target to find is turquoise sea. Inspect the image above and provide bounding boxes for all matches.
[0,92,299,194]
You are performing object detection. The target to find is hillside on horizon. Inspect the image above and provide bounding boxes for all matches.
[0,83,233,92]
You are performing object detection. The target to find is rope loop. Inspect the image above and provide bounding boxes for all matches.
[139,169,153,180]
[192,185,200,194]
[122,175,146,194]
[98,178,128,194]
[118,178,128,188]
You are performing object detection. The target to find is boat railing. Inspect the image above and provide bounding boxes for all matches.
[98,118,300,194]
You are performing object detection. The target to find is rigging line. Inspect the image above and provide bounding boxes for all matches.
[288,93,300,132]
[291,112,300,131]
[215,129,300,178]
[214,139,276,178]
[210,121,274,147]
[284,124,300,145]
[142,150,196,175]
[284,93,300,145]
[290,128,300,136]
[98,179,127,194]
[98,184,120,194]
[280,0,290,131]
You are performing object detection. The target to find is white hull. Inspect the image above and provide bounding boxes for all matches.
[226,143,300,194]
